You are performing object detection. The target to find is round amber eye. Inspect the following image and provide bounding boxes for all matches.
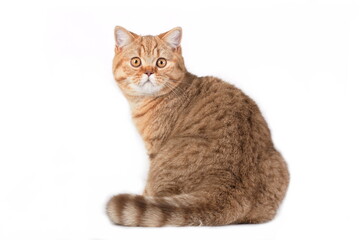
[130,57,141,67]
[156,58,167,68]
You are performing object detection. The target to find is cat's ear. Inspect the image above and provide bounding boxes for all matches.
[114,26,139,52]
[158,27,182,50]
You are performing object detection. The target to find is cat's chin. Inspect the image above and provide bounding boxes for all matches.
[128,82,164,96]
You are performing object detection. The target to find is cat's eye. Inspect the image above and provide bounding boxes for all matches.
[130,57,141,67]
[156,58,167,68]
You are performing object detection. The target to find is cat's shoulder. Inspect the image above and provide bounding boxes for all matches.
[193,74,257,107]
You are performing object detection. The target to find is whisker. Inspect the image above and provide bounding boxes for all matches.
[164,82,183,99]
[163,81,190,103]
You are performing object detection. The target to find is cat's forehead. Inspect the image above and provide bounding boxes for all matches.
[126,36,172,59]
[139,36,157,52]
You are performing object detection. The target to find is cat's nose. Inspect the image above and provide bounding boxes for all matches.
[145,70,154,76]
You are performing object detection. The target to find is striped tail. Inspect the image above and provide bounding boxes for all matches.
[106,192,242,227]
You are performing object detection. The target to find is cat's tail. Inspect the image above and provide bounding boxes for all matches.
[106,192,246,227]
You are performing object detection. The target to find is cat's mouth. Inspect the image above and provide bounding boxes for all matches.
[139,74,156,86]
[135,76,163,95]
[141,79,155,87]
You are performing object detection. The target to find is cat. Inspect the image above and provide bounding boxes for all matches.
[106,26,289,227]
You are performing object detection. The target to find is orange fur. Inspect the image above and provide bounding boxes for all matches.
[106,26,289,226]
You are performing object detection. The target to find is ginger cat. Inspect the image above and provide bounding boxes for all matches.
[106,26,289,227]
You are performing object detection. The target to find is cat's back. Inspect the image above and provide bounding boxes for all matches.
[184,74,261,124]
[188,75,257,112]
[176,74,269,143]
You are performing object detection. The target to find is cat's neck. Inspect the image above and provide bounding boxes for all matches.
[124,72,196,154]
[126,95,162,113]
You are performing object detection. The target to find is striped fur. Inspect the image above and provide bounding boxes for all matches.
[106,26,290,227]
[106,192,246,226]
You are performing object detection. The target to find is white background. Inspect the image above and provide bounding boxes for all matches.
[0,0,360,239]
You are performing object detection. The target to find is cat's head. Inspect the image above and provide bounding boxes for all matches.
[112,26,186,97]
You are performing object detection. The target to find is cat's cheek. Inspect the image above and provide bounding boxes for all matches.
[114,68,127,82]
[151,75,163,85]
[167,72,182,83]
[115,78,133,93]
[164,65,183,81]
